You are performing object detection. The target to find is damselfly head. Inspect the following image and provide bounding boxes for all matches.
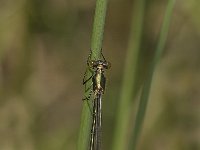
[89,60,111,70]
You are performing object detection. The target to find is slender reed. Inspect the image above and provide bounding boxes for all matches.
[129,0,176,150]
[77,0,108,150]
[111,1,146,150]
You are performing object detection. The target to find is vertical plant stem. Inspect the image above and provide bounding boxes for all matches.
[91,0,108,58]
[77,0,108,150]
[129,0,176,150]
[111,1,146,150]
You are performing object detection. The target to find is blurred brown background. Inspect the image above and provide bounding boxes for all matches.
[0,0,200,150]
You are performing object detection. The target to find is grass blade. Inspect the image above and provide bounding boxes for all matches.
[77,0,108,150]
[111,0,146,150]
[129,0,176,150]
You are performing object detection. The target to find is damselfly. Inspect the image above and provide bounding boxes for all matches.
[83,51,111,150]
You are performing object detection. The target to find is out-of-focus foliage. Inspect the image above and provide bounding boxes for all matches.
[0,0,199,150]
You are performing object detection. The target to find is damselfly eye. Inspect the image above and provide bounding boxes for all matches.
[103,61,111,69]
[91,60,99,68]
[88,60,95,68]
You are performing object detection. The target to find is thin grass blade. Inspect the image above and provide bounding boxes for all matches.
[111,0,146,150]
[77,0,108,150]
[129,0,176,149]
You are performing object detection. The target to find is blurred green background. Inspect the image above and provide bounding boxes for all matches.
[0,0,200,150]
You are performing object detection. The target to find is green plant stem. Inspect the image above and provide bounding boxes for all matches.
[129,0,176,150]
[91,0,108,58]
[111,1,145,150]
[77,0,108,150]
